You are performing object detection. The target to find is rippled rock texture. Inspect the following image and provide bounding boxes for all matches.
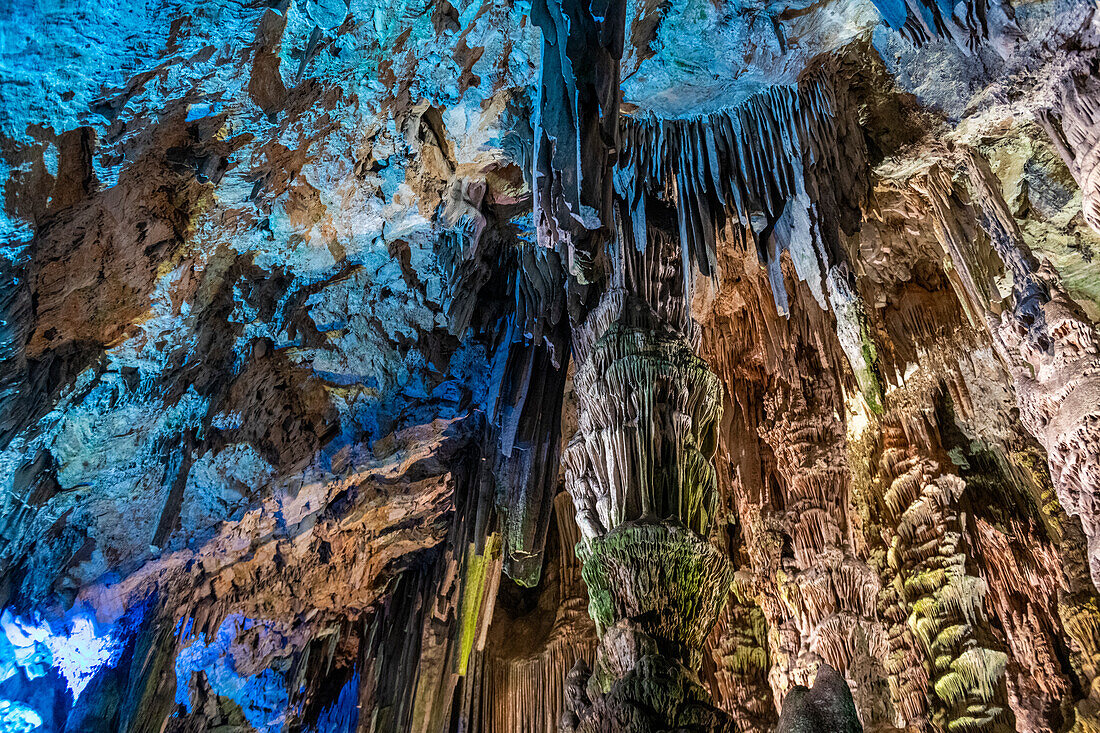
[2,0,1100,731]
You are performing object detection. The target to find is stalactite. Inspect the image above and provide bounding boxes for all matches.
[406,549,463,733]
[464,494,597,733]
[542,55,888,727]
[956,151,1100,727]
[855,152,1100,731]
[492,335,569,587]
[439,197,571,587]
[866,0,1018,57]
[456,534,503,676]
[613,70,887,421]
[695,213,886,726]
[359,565,433,733]
[403,439,500,733]
[613,71,866,309]
[531,0,628,283]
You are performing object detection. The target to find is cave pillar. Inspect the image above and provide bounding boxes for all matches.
[530,0,735,725]
[559,313,735,732]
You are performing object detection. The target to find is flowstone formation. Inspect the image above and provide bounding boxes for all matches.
[6,0,1100,731]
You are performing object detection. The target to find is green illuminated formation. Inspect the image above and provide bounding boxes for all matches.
[878,420,1012,731]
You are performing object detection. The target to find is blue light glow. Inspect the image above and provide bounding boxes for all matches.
[0,607,122,700]
[307,673,359,733]
[175,615,292,733]
[0,701,43,733]
[48,614,119,698]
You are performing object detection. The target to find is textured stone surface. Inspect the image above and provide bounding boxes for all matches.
[3,0,1100,730]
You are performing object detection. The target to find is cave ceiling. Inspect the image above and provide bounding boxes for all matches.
[1,0,1100,731]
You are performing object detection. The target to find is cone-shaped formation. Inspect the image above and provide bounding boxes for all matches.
[776,664,863,733]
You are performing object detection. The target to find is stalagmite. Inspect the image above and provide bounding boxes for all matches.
[775,664,862,733]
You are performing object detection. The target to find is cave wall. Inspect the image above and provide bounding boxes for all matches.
[1,0,1100,731]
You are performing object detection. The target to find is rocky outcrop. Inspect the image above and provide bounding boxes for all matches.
[903,150,1100,590]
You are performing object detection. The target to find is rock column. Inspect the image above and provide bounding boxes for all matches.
[528,0,748,726]
[556,207,734,731]
[560,305,733,732]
